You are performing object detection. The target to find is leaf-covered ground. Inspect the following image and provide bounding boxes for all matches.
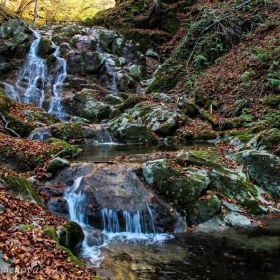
[0,188,97,279]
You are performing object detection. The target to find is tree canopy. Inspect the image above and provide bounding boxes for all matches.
[1,0,115,25]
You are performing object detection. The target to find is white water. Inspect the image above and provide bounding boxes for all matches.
[64,177,104,266]
[47,42,67,120]
[4,30,68,120]
[64,177,173,267]
[15,32,46,107]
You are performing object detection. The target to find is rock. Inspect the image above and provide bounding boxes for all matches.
[224,213,254,227]
[47,197,68,217]
[108,114,158,143]
[47,157,70,174]
[116,72,134,92]
[0,203,5,213]
[58,221,85,252]
[151,92,175,103]
[80,101,112,122]
[28,127,52,141]
[37,37,55,58]
[128,103,187,136]
[106,94,123,105]
[45,138,78,158]
[230,150,280,198]
[50,123,84,143]
[48,162,177,232]
[3,174,42,204]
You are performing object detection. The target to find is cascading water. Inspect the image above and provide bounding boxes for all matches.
[14,32,46,107]
[4,30,68,120]
[64,177,104,266]
[47,42,67,120]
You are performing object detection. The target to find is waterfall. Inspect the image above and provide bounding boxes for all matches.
[4,30,67,120]
[64,177,104,266]
[64,176,86,224]
[96,124,113,143]
[15,32,46,108]
[102,205,156,235]
[47,42,67,120]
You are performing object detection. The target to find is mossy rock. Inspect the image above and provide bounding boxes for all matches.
[141,159,182,186]
[116,123,159,143]
[3,173,42,204]
[188,195,221,225]
[46,157,70,174]
[45,138,78,158]
[117,94,148,111]
[37,37,55,58]
[194,132,217,140]
[181,131,193,141]
[58,221,85,253]
[43,226,83,268]
[256,128,280,150]
[241,199,265,215]
[80,101,112,122]
[209,169,258,203]
[50,123,84,144]
[176,150,227,171]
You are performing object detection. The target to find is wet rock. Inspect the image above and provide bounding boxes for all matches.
[108,114,158,143]
[28,127,52,141]
[47,157,70,174]
[128,103,187,137]
[230,150,280,198]
[48,162,177,232]
[45,138,78,158]
[58,221,85,252]
[47,197,68,217]
[80,101,112,122]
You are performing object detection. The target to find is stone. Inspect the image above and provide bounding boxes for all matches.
[224,213,254,227]
[47,157,70,174]
[230,150,280,198]
[108,114,158,143]
[128,103,187,137]
[80,101,112,122]
[0,203,5,213]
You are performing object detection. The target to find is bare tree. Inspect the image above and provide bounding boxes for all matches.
[33,0,38,26]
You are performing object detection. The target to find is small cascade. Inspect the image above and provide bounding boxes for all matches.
[15,32,46,107]
[64,176,86,224]
[104,59,118,94]
[96,125,113,143]
[4,30,67,120]
[47,42,68,120]
[102,205,156,235]
[64,177,104,266]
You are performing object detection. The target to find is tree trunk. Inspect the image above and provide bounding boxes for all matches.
[33,0,38,27]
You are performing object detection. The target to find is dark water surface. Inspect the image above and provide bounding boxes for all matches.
[74,142,212,162]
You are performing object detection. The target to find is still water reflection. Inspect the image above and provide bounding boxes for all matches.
[74,142,212,162]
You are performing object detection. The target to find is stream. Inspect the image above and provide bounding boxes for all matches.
[4,26,280,280]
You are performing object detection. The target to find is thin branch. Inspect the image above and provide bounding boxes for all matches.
[0,112,20,138]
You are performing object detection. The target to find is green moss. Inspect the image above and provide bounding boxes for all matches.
[45,138,78,158]
[42,226,83,268]
[19,224,36,231]
[58,245,83,268]
[42,227,59,243]
[199,110,216,125]
[228,129,254,143]
[4,174,42,204]
[181,131,193,141]
[117,94,148,111]
[241,199,265,215]
[263,95,280,107]
[194,132,217,140]
[50,123,84,144]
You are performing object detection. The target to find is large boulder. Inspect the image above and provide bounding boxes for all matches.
[128,103,187,136]
[47,162,178,232]
[108,113,159,143]
[230,150,280,199]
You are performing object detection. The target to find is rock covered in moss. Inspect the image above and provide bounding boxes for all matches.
[229,150,280,199]
[3,173,42,204]
[80,101,112,122]
[45,138,78,158]
[58,221,85,252]
[47,157,70,174]
[108,113,158,143]
[128,103,187,136]
[50,123,83,143]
